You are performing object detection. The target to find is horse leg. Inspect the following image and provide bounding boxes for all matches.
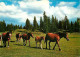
[4,41,6,47]
[49,41,51,50]
[46,41,47,49]
[40,42,43,49]
[16,38,18,42]
[8,38,9,47]
[53,43,56,50]
[23,39,26,46]
[19,38,20,42]
[26,40,27,45]
[36,41,37,48]
[57,41,61,51]
[29,39,30,47]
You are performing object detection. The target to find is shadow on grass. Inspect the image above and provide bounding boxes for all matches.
[30,46,46,49]
[0,46,3,48]
[10,41,15,42]
[14,44,23,46]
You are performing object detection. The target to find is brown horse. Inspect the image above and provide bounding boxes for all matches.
[45,33,69,51]
[2,32,12,47]
[16,33,22,42]
[35,36,45,49]
[22,33,34,46]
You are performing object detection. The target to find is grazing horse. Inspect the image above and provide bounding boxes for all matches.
[16,33,22,42]
[35,36,45,49]
[22,33,34,46]
[2,32,12,47]
[45,33,69,51]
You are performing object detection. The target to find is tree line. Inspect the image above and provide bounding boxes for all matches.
[0,11,80,33]
[0,20,22,32]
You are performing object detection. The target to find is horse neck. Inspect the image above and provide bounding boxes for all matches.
[40,37,44,40]
[6,32,9,37]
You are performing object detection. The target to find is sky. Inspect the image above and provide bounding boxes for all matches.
[0,0,80,26]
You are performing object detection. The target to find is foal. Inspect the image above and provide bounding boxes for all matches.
[35,36,45,49]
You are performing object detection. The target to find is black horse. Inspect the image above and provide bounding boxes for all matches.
[22,33,34,46]
[2,32,12,47]
[16,33,22,42]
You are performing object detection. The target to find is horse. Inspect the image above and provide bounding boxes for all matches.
[22,33,34,46]
[2,32,12,47]
[45,32,69,51]
[35,36,45,49]
[16,33,22,42]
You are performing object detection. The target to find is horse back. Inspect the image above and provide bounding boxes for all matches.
[45,33,60,42]
[22,34,29,40]
[2,33,8,41]
[35,36,40,41]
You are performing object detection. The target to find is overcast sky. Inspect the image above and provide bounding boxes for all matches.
[0,0,80,26]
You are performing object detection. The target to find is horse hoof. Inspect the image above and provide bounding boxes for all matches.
[8,46,9,47]
[59,49,61,51]
[23,44,26,46]
[49,49,51,50]
[53,48,55,50]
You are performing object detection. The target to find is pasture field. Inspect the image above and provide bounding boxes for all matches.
[0,29,80,57]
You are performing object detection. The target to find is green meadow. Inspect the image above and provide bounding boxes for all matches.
[0,29,80,57]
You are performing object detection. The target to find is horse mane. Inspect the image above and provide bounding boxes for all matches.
[56,32,67,38]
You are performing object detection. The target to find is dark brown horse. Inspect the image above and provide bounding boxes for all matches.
[16,33,22,42]
[45,32,69,51]
[35,36,45,49]
[22,33,34,46]
[2,32,12,47]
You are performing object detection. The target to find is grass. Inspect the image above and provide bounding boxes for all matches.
[0,29,80,57]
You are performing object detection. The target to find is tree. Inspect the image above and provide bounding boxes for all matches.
[40,17,44,31]
[19,25,22,29]
[33,16,38,31]
[25,18,31,30]
[63,15,70,31]
[6,23,13,32]
[58,21,62,29]
[50,15,58,32]
[43,11,49,33]
[0,20,6,32]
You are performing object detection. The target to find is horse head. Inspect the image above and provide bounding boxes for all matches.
[27,33,34,38]
[6,32,12,39]
[41,36,45,43]
[63,32,69,41]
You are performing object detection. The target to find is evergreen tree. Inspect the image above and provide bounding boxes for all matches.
[33,16,38,31]
[19,25,22,29]
[0,20,6,32]
[63,15,70,31]
[50,15,58,32]
[40,17,44,31]
[25,18,31,30]
[43,11,48,33]
[58,21,62,29]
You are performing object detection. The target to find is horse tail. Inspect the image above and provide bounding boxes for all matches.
[35,37,36,41]
[0,35,2,45]
[45,34,48,42]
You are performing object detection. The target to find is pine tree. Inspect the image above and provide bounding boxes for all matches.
[59,21,62,29]
[33,16,38,31]
[40,17,44,31]
[43,11,48,33]
[0,20,6,32]
[25,18,31,30]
